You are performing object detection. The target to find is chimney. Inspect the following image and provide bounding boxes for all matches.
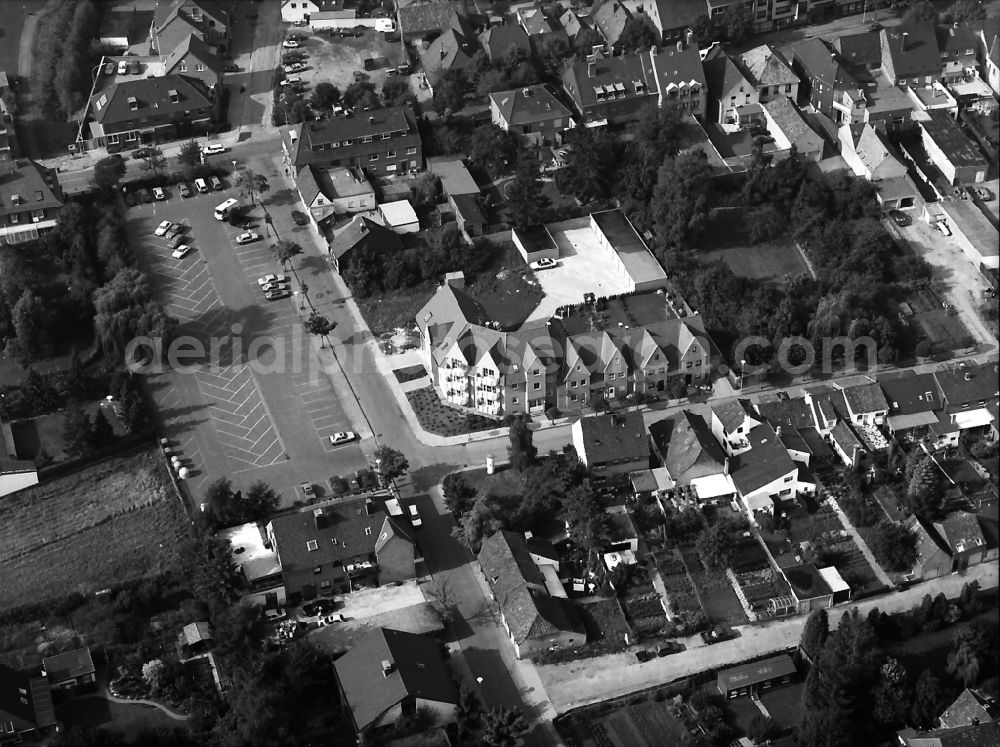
[524,530,533,540]
[901,32,909,52]
[686,29,694,46]
[365,497,375,515]
[677,39,684,52]
[368,115,375,124]
[381,659,394,677]
[313,507,325,529]
[612,2,619,11]
[724,457,730,475]
[440,46,446,60]
[588,61,596,77]
[775,425,782,438]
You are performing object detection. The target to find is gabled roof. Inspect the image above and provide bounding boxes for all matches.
[478,530,584,644]
[933,511,987,555]
[420,28,477,76]
[842,382,889,415]
[898,720,1000,747]
[650,43,706,91]
[489,85,572,127]
[938,688,993,729]
[334,628,458,731]
[163,32,220,78]
[762,96,824,153]
[879,371,939,415]
[0,663,56,733]
[882,21,940,78]
[591,0,632,46]
[739,45,799,88]
[517,6,565,37]
[562,49,656,111]
[559,9,585,40]
[934,362,999,409]
[181,621,212,647]
[850,123,908,180]
[89,74,212,125]
[730,423,797,494]
[830,420,866,456]
[755,396,815,431]
[713,398,757,432]
[573,411,648,466]
[650,0,706,33]
[0,158,64,217]
[661,410,727,484]
[42,647,95,682]
[936,24,979,60]
[704,44,755,100]
[905,515,951,571]
[397,0,456,36]
[480,22,531,62]
[793,37,859,96]
[328,215,403,261]
[836,30,883,70]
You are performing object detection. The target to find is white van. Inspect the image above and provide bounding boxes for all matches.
[117,60,129,75]
[194,177,209,194]
[214,197,240,221]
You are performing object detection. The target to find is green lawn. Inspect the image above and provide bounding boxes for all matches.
[697,207,811,283]
[356,282,436,337]
[58,696,190,738]
[405,387,502,437]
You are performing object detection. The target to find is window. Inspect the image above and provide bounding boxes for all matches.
[306,540,318,551]
[692,100,699,110]
[784,475,794,482]
[196,63,204,72]
[320,580,331,590]
[343,139,353,145]
[381,132,391,140]
[314,566,322,574]
[331,141,340,148]
[570,394,578,402]
[361,135,373,143]
[108,134,120,144]
[533,382,541,390]
[512,397,519,404]
[571,380,579,388]
[179,61,187,72]
[532,368,540,375]
[368,153,378,161]
[386,149,396,158]
[576,365,582,371]
[607,387,615,398]
[406,146,417,154]
[365,527,372,536]
[785,84,791,92]
[686,361,693,368]
[779,488,792,496]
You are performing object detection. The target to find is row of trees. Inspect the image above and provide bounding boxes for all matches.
[31,0,106,120]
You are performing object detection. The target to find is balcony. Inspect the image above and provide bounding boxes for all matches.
[345,559,377,576]
[477,374,499,388]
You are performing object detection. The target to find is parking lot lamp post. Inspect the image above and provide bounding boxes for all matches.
[739,359,747,392]
[375,458,383,488]
[299,282,309,310]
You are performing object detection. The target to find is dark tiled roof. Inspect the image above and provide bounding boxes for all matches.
[650,0,706,33]
[398,1,457,36]
[420,28,477,76]
[793,37,858,95]
[879,371,939,415]
[0,664,56,732]
[329,215,403,261]
[717,654,796,692]
[591,0,632,46]
[90,74,212,125]
[287,106,419,169]
[761,97,824,153]
[836,30,882,69]
[936,24,980,59]
[755,396,815,430]
[712,398,756,432]
[42,647,94,682]
[480,22,531,61]
[933,511,987,554]
[334,628,458,731]
[574,411,648,466]
[938,688,993,729]
[882,21,940,78]
[934,361,999,409]
[740,45,799,88]
[842,382,889,414]
[704,44,754,101]
[730,423,797,494]
[661,410,726,484]
[489,85,572,127]
[0,158,64,217]
[562,49,657,111]
[163,32,220,77]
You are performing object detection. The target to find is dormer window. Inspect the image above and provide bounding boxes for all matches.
[306,540,319,551]
[595,87,605,101]
[634,80,645,94]
[179,61,187,72]
[168,89,179,104]
[128,96,138,111]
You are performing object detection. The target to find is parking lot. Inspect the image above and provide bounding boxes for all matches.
[281,28,408,96]
[126,184,368,504]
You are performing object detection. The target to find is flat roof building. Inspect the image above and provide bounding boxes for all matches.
[589,210,669,293]
[919,111,989,186]
[717,654,797,698]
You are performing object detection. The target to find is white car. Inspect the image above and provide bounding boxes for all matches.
[408,503,422,528]
[530,257,558,270]
[282,39,300,48]
[202,143,227,156]
[154,220,173,236]
[935,221,952,236]
[329,431,356,446]
[194,178,210,193]
[258,273,289,287]
[172,244,192,259]
[264,608,287,622]
[236,231,260,245]
[262,281,290,292]
[281,75,303,86]
[153,187,166,200]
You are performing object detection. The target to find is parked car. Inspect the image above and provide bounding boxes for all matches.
[318,614,345,626]
[139,188,154,204]
[262,281,290,292]
[530,257,557,270]
[222,64,240,73]
[282,39,301,48]
[236,231,260,245]
[635,650,654,663]
[291,209,308,226]
[194,178,210,193]
[700,625,734,645]
[171,244,192,259]
[281,75,303,86]
[264,608,287,622]
[152,187,166,201]
[267,288,292,300]
[408,503,422,528]
[973,187,995,201]
[329,431,356,446]
[657,642,683,657]
[935,220,952,236]
[165,225,183,241]
[300,481,314,496]
[888,210,911,227]
[178,182,192,198]
[154,220,173,236]
[258,273,289,287]
[210,176,224,190]
[132,148,153,160]
[202,143,227,156]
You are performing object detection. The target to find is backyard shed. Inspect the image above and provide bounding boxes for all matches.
[716,653,797,698]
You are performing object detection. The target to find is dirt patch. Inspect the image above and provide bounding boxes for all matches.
[405,387,501,437]
[356,282,435,336]
[291,30,407,93]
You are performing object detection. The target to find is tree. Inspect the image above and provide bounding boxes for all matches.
[10,289,51,364]
[310,81,341,111]
[906,455,946,519]
[909,670,944,729]
[456,685,483,742]
[722,3,754,44]
[184,533,243,606]
[872,657,912,728]
[442,473,477,518]
[695,514,749,568]
[63,405,94,457]
[373,445,409,482]
[232,167,270,207]
[560,482,608,555]
[244,481,280,521]
[507,414,537,472]
[748,205,785,244]
[945,0,987,23]
[468,124,518,179]
[747,714,778,743]
[555,124,615,202]
[382,77,414,108]
[507,155,550,230]
[958,580,983,619]
[800,608,829,662]
[93,268,177,362]
[651,150,713,255]
[869,520,918,573]
[342,80,380,110]
[303,311,335,345]
[142,659,166,695]
[203,477,237,526]
[137,148,167,172]
[618,16,658,52]
[271,240,303,269]
[431,69,467,114]
[177,140,202,168]
[904,0,938,23]
[479,706,527,747]
[690,14,716,46]
[65,350,91,400]
[92,155,127,190]
[90,407,116,448]
[21,368,61,414]
[453,494,501,552]
[947,621,995,687]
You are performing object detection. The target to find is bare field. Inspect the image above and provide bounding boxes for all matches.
[0,449,190,606]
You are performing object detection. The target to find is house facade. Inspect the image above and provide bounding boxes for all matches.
[150,0,231,55]
[739,45,800,104]
[571,411,649,475]
[919,111,989,185]
[880,22,940,88]
[489,85,574,146]
[41,648,96,690]
[0,156,63,248]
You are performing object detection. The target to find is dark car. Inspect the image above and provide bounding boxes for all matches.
[291,209,309,226]
[132,148,152,160]
[635,650,654,663]
[178,182,192,198]
[314,598,337,613]
[124,190,138,207]
[700,625,734,645]
[222,64,239,73]
[140,188,154,204]
[657,642,683,657]
[888,209,911,227]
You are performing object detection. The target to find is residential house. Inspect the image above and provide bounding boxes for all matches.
[897,721,1000,746]
[864,73,917,132]
[0,663,56,743]
[978,29,1000,96]
[478,530,585,658]
[761,96,825,162]
[571,411,649,475]
[703,44,758,124]
[840,382,889,426]
[558,8,587,45]
[838,123,918,210]
[738,45,800,104]
[398,0,467,42]
[281,0,345,24]
[378,199,419,234]
[792,38,867,124]
[489,85,574,147]
[879,371,941,436]
[919,111,989,185]
[328,215,403,273]
[561,47,657,126]
[937,24,979,83]
[178,621,213,658]
[880,21,940,88]
[904,515,953,581]
[650,410,734,505]
[515,6,568,51]
[591,0,633,51]
[266,495,417,600]
[0,72,15,157]
[781,563,834,613]
[649,42,707,117]
[150,0,231,55]
[710,399,762,456]
[41,648,95,690]
[829,419,869,470]
[217,521,285,606]
[716,654,797,699]
[937,688,995,729]
[643,0,704,43]
[426,156,480,198]
[280,106,423,177]
[420,12,479,79]
[0,156,64,247]
[334,628,459,746]
[836,30,883,77]
[933,361,999,435]
[729,422,801,514]
[480,21,531,63]
[296,165,375,227]
[451,193,487,241]
[87,75,215,146]
[933,511,990,571]
[162,33,221,92]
